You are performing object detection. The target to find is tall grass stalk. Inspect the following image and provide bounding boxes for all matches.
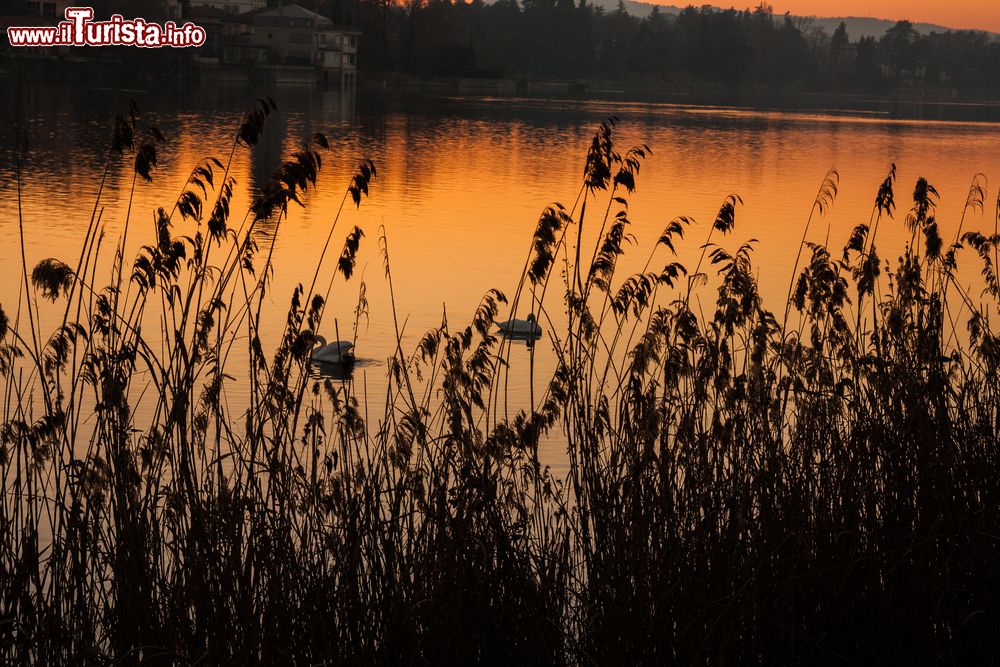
[1,108,999,665]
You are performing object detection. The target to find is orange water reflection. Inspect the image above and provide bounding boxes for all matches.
[2,84,999,466]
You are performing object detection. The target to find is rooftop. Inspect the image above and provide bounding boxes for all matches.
[253,4,333,25]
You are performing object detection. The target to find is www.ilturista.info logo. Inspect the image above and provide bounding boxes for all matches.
[7,7,206,48]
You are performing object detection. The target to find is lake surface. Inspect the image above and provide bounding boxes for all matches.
[2,80,1000,464]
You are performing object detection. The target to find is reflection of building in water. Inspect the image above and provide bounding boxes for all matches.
[249,105,286,216]
[244,84,355,238]
[190,3,359,88]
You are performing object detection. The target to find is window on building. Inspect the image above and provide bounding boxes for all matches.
[349,35,357,47]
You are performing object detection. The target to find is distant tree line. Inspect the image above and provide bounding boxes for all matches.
[2,0,998,97]
[305,0,1000,97]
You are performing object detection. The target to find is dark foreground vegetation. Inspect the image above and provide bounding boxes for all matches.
[2,99,1000,665]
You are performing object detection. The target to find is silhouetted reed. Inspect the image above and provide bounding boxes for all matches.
[1,104,999,666]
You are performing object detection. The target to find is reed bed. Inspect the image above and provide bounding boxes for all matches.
[1,102,999,665]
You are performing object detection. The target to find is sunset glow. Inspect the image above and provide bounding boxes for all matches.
[661,0,1000,33]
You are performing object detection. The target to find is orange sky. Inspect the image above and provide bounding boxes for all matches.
[661,1,1000,33]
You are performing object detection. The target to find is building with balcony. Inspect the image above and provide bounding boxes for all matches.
[217,3,358,87]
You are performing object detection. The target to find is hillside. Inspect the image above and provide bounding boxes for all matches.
[585,0,999,39]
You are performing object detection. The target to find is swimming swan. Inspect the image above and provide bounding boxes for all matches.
[496,313,542,337]
[311,335,355,363]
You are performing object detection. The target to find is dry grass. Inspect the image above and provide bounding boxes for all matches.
[1,105,999,665]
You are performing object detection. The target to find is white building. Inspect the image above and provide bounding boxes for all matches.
[220,4,359,87]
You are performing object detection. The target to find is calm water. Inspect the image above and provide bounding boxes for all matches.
[2,80,1000,461]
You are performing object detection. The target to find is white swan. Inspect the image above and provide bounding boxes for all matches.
[311,335,355,363]
[496,313,542,337]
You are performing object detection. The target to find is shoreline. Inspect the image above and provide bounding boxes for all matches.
[3,53,1000,122]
